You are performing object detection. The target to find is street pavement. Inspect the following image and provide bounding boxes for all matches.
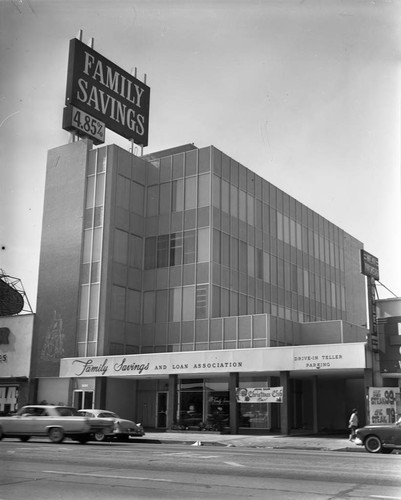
[133,430,368,452]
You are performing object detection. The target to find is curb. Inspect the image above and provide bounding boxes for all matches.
[130,437,365,451]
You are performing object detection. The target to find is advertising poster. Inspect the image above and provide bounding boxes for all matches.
[235,387,283,403]
[368,387,400,424]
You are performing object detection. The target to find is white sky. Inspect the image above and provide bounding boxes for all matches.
[0,0,400,310]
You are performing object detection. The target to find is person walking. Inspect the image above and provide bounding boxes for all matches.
[348,409,359,440]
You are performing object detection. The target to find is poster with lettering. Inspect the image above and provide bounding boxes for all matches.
[235,387,283,403]
[368,387,400,424]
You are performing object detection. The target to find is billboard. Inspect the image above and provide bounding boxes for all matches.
[361,249,380,280]
[368,387,400,424]
[65,38,150,146]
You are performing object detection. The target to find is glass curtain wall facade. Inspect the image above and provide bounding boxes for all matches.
[75,143,365,358]
[140,145,364,353]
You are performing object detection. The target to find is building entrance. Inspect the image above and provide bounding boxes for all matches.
[156,392,168,428]
[73,390,94,410]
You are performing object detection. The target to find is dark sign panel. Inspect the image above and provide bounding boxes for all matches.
[361,249,380,280]
[62,105,105,145]
[65,38,150,146]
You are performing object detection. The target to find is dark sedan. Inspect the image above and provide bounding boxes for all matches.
[355,417,401,453]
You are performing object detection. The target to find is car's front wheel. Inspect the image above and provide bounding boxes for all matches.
[20,436,31,442]
[48,427,65,444]
[364,435,383,453]
[94,432,106,442]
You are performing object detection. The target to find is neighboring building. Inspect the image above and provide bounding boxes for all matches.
[29,140,371,433]
[0,314,34,414]
[377,297,401,384]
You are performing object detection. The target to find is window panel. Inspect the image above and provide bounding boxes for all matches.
[156,290,168,322]
[196,285,208,319]
[114,229,128,264]
[212,175,220,209]
[143,291,155,323]
[116,175,129,209]
[127,289,141,323]
[239,190,246,222]
[182,286,195,320]
[86,176,95,208]
[160,182,172,214]
[185,177,197,210]
[157,234,169,268]
[183,230,196,264]
[131,182,144,216]
[129,235,143,269]
[198,173,210,207]
[263,252,270,282]
[170,233,183,266]
[221,179,229,214]
[247,245,254,277]
[147,185,159,216]
[197,228,210,262]
[247,194,254,225]
[144,236,157,269]
[79,285,89,319]
[169,287,182,322]
[172,179,184,211]
[230,185,238,217]
[89,284,100,319]
[112,285,126,320]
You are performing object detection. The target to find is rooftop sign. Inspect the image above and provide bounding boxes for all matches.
[361,249,380,281]
[64,38,150,146]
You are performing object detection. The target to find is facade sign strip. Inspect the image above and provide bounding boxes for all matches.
[59,343,366,378]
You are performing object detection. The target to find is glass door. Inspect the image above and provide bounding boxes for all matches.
[73,390,94,410]
[156,392,168,428]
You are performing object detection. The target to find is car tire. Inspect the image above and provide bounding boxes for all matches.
[48,427,65,444]
[94,432,106,442]
[364,435,382,453]
[0,427,3,441]
[20,436,31,442]
[381,447,393,454]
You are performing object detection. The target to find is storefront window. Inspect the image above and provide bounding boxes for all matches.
[176,379,229,431]
[237,376,280,430]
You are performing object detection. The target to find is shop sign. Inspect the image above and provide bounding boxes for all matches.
[236,387,283,403]
[65,38,150,146]
[368,387,400,424]
[59,343,366,379]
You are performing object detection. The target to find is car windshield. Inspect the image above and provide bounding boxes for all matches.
[16,406,80,417]
[98,411,119,418]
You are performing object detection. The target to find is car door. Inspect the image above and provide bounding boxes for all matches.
[10,407,45,436]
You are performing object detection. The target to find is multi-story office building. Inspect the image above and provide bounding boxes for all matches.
[30,140,370,433]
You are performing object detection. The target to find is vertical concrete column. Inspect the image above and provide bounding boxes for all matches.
[96,378,107,409]
[229,372,239,435]
[312,376,318,434]
[167,374,178,428]
[280,371,290,435]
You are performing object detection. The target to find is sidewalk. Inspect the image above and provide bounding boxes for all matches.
[133,430,365,452]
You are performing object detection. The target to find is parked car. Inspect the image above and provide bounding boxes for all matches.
[0,405,114,444]
[354,417,401,453]
[78,409,145,442]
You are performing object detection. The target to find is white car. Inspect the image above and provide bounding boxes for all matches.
[0,405,114,444]
[78,409,145,442]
